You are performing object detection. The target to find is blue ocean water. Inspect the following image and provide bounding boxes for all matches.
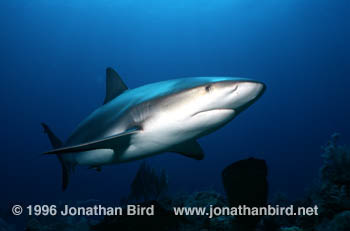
[1,0,349,222]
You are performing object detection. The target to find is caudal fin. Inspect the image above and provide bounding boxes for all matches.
[41,123,70,191]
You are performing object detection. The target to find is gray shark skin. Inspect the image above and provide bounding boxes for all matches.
[42,68,266,190]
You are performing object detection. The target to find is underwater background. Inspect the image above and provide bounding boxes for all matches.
[1,0,349,230]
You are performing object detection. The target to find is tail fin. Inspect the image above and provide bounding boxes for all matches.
[41,123,70,191]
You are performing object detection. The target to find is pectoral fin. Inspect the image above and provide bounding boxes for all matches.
[169,140,204,160]
[44,127,141,154]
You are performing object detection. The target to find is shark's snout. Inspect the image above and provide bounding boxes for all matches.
[231,81,266,113]
[255,81,266,98]
[238,81,265,99]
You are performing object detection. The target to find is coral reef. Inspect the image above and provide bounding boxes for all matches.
[207,215,234,231]
[183,191,227,208]
[316,211,350,231]
[321,133,350,185]
[92,191,235,231]
[92,200,186,231]
[23,134,350,231]
[316,133,350,218]
[178,191,230,231]
[261,134,350,231]
[0,218,15,231]
[26,217,90,231]
[280,227,303,231]
[127,161,168,203]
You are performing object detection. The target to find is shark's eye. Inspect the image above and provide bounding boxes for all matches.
[205,85,212,92]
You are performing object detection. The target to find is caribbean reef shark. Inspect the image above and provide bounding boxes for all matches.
[42,68,266,190]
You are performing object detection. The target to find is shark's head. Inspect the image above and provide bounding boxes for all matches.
[159,77,266,138]
[192,78,266,116]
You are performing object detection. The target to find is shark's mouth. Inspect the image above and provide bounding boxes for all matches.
[191,108,235,118]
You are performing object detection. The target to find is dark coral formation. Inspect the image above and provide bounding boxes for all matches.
[0,217,15,231]
[311,134,350,231]
[316,211,350,231]
[127,161,168,203]
[26,217,91,231]
[176,191,230,230]
[222,158,268,231]
[317,133,350,218]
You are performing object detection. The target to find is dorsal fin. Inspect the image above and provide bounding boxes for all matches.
[103,67,128,104]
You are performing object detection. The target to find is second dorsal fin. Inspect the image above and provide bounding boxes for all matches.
[103,67,128,104]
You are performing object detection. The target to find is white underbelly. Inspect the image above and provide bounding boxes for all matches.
[114,115,202,162]
[114,131,175,162]
[73,149,115,166]
[70,132,175,166]
[68,109,233,166]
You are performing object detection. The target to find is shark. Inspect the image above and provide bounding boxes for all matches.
[42,67,266,191]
